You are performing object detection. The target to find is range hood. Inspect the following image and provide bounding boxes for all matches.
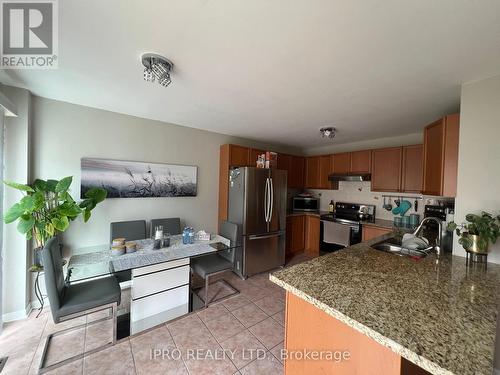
[328,173,371,182]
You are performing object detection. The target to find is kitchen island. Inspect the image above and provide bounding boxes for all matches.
[270,232,500,375]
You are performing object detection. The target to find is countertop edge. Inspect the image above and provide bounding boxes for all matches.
[269,274,455,375]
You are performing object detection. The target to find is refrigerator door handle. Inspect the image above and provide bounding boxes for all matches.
[264,178,270,223]
[248,231,284,240]
[269,178,274,221]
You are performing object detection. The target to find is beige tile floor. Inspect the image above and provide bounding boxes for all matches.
[0,252,312,375]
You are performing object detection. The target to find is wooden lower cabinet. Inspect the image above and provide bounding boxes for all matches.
[362,225,393,242]
[284,292,430,375]
[304,216,320,257]
[286,214,321,256]
[286,215,305,255]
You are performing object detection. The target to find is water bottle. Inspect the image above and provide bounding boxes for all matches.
[189,227,195,244]
[182,227,189,245]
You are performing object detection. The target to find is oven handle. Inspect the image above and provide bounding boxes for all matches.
[320,220,360,229]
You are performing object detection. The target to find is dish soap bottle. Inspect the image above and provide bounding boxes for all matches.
[328,200,335,213]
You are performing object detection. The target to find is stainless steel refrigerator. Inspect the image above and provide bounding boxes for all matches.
[228,167,287,277]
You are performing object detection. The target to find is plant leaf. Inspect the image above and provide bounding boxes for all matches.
[45,223,55,237]
[83,209,91,223]
[58,202,82,218]
[84,188,107,203]
[3,180,34,192]
[51,216,69,232]
[19,195,35,212]
[55,176,73,193]
[46,180,58,192]
[4,203,24,223]
[32,179,47,192]
[17,216,35,234]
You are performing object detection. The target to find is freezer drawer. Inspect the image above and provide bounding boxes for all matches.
[244,231,285,276]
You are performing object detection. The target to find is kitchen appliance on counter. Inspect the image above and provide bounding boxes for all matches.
[292,195,320,212]
[228,167,287,277]
[320,202,376,252]
[424,204,454,253]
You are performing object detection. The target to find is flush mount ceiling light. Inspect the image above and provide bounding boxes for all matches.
[141,53,174,87]
[320,127,337,139]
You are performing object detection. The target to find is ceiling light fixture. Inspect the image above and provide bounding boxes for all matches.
[320,127,336,139]
[141,53,174,87]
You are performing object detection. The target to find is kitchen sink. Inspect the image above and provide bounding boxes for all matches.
[371,239,430,259]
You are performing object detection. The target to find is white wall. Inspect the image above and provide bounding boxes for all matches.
[31,96,297,253]
[454,75,500,262]
[303,132,423,156]
[2,86,31,321]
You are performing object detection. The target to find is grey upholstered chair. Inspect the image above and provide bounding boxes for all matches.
[110,220,146,242]
[191,221,240,307]
[40,237,121,374]
[150,217,181,237]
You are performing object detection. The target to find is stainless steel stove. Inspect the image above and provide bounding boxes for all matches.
[320,202,376,252]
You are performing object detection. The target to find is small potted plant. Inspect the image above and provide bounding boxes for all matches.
[448,212,500,256]
[3,177,107,269]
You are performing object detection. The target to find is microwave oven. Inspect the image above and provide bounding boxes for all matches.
[292,196,319,212]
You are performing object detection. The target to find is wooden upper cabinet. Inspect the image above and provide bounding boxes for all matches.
[305,156,321,189]
[332,152,350,174]
[350,150,372,174]
[401,144,423,193]
[249,148,265,168]
[371,147,402,192]
[422,114,459,197]
[289,156,305,189]
[228,144,250,166]
[277,153,291,171]
[318,155,332,189]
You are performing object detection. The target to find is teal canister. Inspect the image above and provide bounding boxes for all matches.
[394,216,402,226]
[401,215,410,226]
[409,214,420,226]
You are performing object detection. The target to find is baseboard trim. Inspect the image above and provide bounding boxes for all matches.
[2,303,30,322]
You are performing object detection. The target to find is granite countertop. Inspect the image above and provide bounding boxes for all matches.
[270,232,500,375]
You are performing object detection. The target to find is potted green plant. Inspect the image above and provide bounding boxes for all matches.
[3,177,107,269]
[448,212,500,255]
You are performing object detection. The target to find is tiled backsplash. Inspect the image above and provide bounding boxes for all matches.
[308,181,452,221]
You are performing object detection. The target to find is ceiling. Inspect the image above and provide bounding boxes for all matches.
[2,0,500,148]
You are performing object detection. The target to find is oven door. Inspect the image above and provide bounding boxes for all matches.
[320,220,361,252]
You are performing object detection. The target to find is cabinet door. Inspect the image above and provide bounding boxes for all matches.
[401,145,423,193]
[350,150,371,174]
[371,147,402,192]
[362,225,393,242]
[318,155,332,189]
[332,152,350,174]
[422,119,444,195]
[305,157,320,189]
[289,156,305,189]
[304,215,320,257]
[249,148,265,168]
[277,153,291,171]
[229,145,250,167]
[289,215,305,253]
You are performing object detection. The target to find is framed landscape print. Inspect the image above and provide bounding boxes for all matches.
[81,158,197,198]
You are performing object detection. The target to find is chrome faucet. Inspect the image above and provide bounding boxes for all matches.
[412,217,442,255]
